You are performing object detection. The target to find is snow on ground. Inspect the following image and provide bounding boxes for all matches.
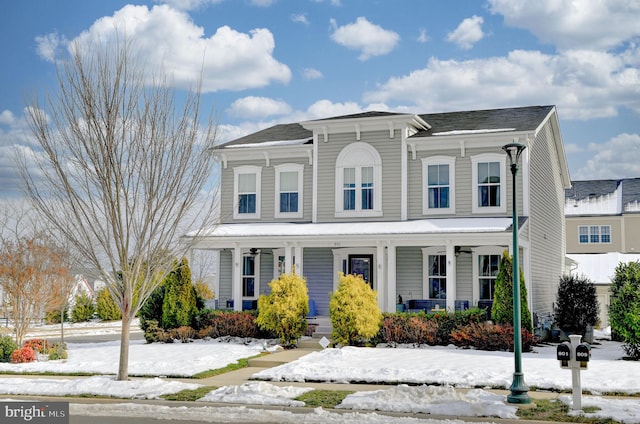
[0,324,639,423]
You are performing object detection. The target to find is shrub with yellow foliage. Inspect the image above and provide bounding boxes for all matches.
[256,272,309,347]
[329,273,382,346]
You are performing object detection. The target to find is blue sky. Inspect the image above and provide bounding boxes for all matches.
[1,0,640,198]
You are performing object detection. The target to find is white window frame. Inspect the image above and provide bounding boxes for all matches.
[274,164,304,219]
[241,251,260,300]
[578,225,611,244]
[272,248,296,277]
[472,246,504,305]
[421,247,447,300]
[422,156,455,215]
[233,165,262,220]
[335,142,383,218]
[471,153,506,214]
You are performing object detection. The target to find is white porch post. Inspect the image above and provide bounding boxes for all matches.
[387,245,397,313]
[446,243,457,311]
[376,244,386,312]
[232,246,242,312]
[284,245,293,274]
[294,246,303,276]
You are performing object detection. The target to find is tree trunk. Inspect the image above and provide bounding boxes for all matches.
[117,313,132,380]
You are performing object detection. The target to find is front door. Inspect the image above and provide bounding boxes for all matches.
[348,254,373,288]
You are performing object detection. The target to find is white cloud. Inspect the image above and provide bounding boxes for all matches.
[0,110,16,126]
[302,67,323,80]
[489,0,640,51]
[291,14,309,25]
[417,28,429,43]
[70,4,291,92]
[155,0,223,11]
[35,32,68,63]
[226,96,292,119]
[330,17,400,61]
[574,133,640,179]
[446,15,485,50]
[364,46,640,120]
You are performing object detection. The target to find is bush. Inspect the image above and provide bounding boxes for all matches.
[492,250,533,332]
[162,257,198,329]
[48,342,68,360]
[553,274,599,339]
[196,311,268,339]
[95,288,122,321]
[450,322,536,352]
[45,309,68,324]
[71,292,95,323]
[256,272,309,346]
[0,336,18,362]
[609,261,640,359]
[376,314,438,346]
[23,339,50,354]
[170,326,197,343]
[139,283,166,333]
[11,347,36,363]
[329,273,382,346]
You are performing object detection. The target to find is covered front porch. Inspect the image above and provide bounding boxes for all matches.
[187,217,530,316]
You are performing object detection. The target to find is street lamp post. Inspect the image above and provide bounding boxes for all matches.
[502,141,531,405]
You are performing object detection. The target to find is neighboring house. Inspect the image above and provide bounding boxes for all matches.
[565,178,640,327]
[188,106,571,320]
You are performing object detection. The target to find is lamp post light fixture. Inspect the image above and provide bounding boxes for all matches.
[502,141,532,405]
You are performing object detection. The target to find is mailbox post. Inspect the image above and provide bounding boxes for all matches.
[556,334,590,410]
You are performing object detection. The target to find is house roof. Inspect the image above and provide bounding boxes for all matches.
[565,178,640,214]
[413,105,555,138]
[216,105,556,148]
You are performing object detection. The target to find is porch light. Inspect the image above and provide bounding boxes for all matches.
[502,140,531,405]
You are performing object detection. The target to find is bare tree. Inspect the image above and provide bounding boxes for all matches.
[0,234,70,345]
[18,36,217,380]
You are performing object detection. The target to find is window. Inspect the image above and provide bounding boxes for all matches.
[578,225,611,244]
[335,143,382,217]
[428,255,447,299]
[233,166,261,219]
[471,154,506,214]
[242,256,256,298]
[478,254,500,300]
[422,156,455,214]
[275,164,304,218]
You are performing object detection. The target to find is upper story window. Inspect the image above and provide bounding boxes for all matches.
[422,156,455,215]
[579,225,611,244]
[471,153,506,214]
[335,142,382,217]
[233,165,261,219]
[275,164,304,219]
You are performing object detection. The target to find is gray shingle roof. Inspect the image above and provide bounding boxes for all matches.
[217,105,555,148]
[565,178,640,205]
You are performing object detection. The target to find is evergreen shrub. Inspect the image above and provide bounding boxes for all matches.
[0,336,18,362]
[11,347,36,363]
[450,322,536,352]
[491,250,533,332]
[610,261,640,359]
[95,288,122,321]
[71,292,95,323]
[161,258,198,329]
[553,274,599,339]
[329,273,382,346]
[256,272,309,346]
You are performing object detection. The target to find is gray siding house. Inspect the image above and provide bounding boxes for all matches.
[189,106,571,319]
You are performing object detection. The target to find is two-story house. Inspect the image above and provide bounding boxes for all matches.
[188,105,571,320]
[565,178,640,327]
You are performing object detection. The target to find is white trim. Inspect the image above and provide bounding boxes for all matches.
[421,247,447,300]
[233,165,262,220]
[241,250,260,300]
[471,246,504,306]
[312,134,318,222]
[332,248,377,292]
[422,156,456,215]
[274,164,304,219]
[334,142,383,217]
[471,153,507,214]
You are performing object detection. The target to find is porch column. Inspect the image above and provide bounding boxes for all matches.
[376,244,386,312]
[232,246,242,312]
[284,245,294,274]
[294,246,303,276]
[387,245,397,313]
[446,243,457,311]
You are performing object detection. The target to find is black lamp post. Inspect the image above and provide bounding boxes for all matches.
[502,141,531,405]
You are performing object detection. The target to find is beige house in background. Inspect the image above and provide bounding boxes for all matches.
[565,178,640,327]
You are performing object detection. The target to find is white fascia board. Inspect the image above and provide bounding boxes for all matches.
[219,144,313,162]
[302,114,429,134]
[408,130,531,152]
